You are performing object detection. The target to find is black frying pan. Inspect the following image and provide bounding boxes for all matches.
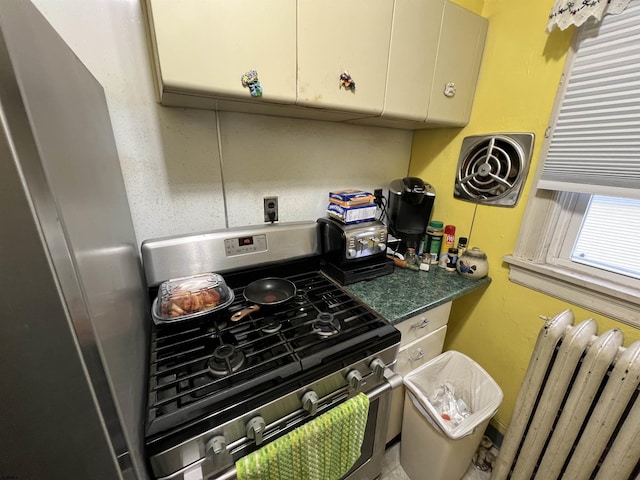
[230,277,296,322]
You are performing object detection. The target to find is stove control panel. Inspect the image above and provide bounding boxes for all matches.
[224,234,268,257]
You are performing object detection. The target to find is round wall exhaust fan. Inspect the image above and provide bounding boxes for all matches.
[454,133,535,207]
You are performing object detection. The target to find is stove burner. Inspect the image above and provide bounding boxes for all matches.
[261,317,282,334]
[208,344,246,377]
[312,312,341,337]
[294,293,307,305]
[206,325,223,338]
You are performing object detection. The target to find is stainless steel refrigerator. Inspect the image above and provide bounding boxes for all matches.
[0,2,149,479]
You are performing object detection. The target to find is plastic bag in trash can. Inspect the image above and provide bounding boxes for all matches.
[403,350,503,439]
[430,383,471,426]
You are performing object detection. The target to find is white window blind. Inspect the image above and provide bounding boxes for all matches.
[571,195,640,279]
[538,1,640,199]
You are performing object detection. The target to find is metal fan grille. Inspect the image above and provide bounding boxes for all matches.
[454,133,534,207]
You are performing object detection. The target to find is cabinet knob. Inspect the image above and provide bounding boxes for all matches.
[443,82,456,97]
[409,348,425,362]
[339,71,356,92]
[413,318,430,329]
[241,69,263,97]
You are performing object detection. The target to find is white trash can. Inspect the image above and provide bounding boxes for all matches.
[400,350,503,480]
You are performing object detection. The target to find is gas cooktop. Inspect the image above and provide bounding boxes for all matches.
[146,257,399,442]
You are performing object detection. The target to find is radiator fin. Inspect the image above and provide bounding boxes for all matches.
[536,328,623,478]
[492,309,640,480]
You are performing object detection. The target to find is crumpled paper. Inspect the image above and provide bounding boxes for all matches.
[429,383,471,426]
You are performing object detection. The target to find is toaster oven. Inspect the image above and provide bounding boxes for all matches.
[317,217,394,285]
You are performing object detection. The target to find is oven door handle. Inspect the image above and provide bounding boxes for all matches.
[204,369,403,480]
[160,369,403,480]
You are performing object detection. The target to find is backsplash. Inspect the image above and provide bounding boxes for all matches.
[32,0,412,248]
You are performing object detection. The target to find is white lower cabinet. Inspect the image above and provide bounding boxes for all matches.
[386,301,452,444]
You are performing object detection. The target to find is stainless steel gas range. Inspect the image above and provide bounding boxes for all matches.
[141,221,402,480]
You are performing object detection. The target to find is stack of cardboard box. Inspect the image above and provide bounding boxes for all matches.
[327,189,377,224]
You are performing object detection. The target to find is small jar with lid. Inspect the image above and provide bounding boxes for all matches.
[404,247,420,270]
[456,237,468,256]
[445,248,459,272]
[403,240,418,266]
[456,246,489,279]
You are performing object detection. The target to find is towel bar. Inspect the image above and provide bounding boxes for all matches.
[167,370,402,480]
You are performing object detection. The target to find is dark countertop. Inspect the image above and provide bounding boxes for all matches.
[344,266,491,324]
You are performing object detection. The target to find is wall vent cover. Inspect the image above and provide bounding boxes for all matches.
[454,133,535,207]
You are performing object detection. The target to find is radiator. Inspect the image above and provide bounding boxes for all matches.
[492,309,640,480]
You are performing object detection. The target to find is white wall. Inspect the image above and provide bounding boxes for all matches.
[31,0,413,247]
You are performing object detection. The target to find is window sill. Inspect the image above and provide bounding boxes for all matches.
[504,255,640,328]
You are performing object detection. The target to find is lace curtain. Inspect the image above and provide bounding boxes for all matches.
[547,0,632,32]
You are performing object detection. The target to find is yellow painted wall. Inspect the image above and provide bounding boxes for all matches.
[410,1,640,433]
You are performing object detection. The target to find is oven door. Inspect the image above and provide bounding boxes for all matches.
[341,376,399,480]
[160,371,402,480]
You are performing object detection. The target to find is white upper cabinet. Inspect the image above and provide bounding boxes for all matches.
[382,0,444,122]
[144,0,487,128]
[296,0,394,116]
[426,1,488,126]
[145,0,297,105]
[353,0,487,128]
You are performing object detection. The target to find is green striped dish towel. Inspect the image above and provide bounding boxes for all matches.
[236,392,370,480]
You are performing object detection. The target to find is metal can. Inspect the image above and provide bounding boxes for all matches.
[439,225,456,268]
[424,221,444,264]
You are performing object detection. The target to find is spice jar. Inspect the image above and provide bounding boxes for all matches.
[439,225,456,268]
[456,237,468,256]
[445,248,458,272]
[405,247,420,268]
[424,221,444,264]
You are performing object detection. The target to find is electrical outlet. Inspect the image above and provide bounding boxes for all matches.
[263,196,278,223]
[374,188,383,207]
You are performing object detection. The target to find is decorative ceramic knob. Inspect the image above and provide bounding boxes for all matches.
[456,246,489,279]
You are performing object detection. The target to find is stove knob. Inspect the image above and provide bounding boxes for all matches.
[346,369,363,391]
[246,416,266,446]
[206,436,227,456]
[369,358,386,379]
[302,390,319,416]
[348,248,357,258]
[378,242,386,252]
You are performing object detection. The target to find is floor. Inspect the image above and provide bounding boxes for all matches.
[380,440,493,480]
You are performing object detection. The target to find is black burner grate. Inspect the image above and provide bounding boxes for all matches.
[145,268,395,438]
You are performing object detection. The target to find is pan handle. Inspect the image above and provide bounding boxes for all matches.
[230,305,260,322]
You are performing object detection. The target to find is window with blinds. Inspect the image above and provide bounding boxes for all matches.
[506,1,640,327]
[537,1,640,199]
[571,195,640,279]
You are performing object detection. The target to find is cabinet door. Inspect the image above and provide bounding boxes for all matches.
[426,1,488,125]
[297,0,394,116]
[386,325,448,443]
[146,0,297,104]
[383,0,444,121]
[395,301,451,345]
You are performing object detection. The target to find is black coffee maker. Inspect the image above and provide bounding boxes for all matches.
[387,177,436,253]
